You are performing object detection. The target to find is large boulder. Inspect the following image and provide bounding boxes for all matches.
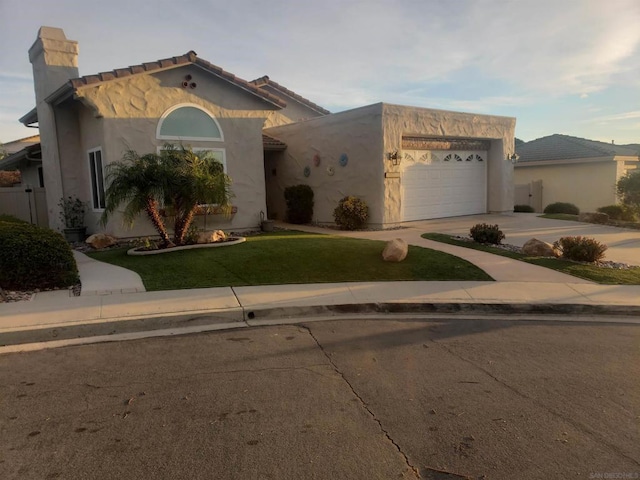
[522,238,558,257]
[382,238,408,262]
[85,233,118,249]
[197,230,227,244]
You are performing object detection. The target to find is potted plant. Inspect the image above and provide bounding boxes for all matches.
[58,196,87,242]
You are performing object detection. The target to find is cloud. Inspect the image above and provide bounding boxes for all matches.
[587,111,640,124]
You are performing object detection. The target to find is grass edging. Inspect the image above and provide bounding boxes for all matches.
[422,232,640,285]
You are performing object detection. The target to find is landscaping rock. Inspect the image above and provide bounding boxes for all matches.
[197,230,227,244]
[579,212,609,224]
[86,233,118,249]
[522,238,558,257]
[382,238,408,262]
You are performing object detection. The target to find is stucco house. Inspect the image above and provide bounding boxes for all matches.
[21,26,516,237]
[0,135,42,187]
[514,134,640,212]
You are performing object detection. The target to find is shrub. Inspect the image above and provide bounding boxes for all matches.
[543,202,580,215]
[514,204,535,213]
[58,196,87,228]
[333,196,369,230]
[0,222,79,290]
[284,184,314,224]
[552,236,607,263]
[597,205,636,222]
[469,223,505,244]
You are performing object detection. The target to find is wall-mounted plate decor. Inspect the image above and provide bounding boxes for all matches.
[339,153,348,167]
[303,166,311,177]
[313,154,321,167]
[327,166,335,176]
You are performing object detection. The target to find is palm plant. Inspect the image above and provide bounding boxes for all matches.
[160,145,232,245]
[101,150,173,247]
[101,145,232,247]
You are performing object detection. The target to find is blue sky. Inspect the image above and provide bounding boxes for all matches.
[1,0,639,144]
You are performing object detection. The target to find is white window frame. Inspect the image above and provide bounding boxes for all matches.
[88,147,106,211]
[156,103,224,142]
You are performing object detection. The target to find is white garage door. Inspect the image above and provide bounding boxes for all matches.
[401,150,487,221]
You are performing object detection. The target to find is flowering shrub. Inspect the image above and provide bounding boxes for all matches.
[333,196,369,230]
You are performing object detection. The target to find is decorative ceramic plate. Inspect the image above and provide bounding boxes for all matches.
[327,166,335,176]
[313,154,321,167]
[339,153,348,167]
[303,166,311,177]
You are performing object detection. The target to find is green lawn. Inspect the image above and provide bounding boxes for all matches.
[88,231,493,291]
[422,232,640,285]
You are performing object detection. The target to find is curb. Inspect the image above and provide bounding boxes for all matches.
[2,301,640,349]
[244,302,640,320]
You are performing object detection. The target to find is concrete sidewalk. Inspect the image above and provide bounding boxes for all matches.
[2,279,640,348]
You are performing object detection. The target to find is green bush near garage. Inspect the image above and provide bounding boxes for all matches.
[543,202,580,215]
[284,184,314,224]
[0,221,79,290]
[513,204,535,213]
[596,205,636,222]
[334,196,369,230]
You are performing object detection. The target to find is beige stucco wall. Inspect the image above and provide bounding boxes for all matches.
[264,104,385,225]
[381,104,516,224]
[514,160,619,212]
[60,65,282,237]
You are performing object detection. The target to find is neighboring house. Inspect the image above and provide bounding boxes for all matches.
[0,135,47,226]
[0,135,42,187]
[514,134,640,212]
[21,26,516,236]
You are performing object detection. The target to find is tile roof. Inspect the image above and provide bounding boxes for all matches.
[250,75,330,115]
[516,134,640,163]
[262,133,287,151]
[67,51,286,108]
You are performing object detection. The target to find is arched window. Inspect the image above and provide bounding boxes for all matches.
[156,104,223,141]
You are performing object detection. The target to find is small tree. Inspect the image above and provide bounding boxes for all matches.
[616,170,640,214]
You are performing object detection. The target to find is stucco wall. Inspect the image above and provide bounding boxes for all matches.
[62,65,281,237]
[514,160,619,212]
[264,104,385,225]
[381,104,516,224]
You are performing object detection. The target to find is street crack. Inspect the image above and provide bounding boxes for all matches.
[301,325,421,478]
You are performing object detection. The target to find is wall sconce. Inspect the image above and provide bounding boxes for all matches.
[507,153,520,164]
[387,151,401,166]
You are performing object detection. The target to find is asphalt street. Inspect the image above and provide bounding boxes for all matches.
[1,317,639,479]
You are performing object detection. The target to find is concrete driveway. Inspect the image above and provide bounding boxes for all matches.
[412,213,640,266]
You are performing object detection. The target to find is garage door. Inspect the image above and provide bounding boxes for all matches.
[401,150,487,221]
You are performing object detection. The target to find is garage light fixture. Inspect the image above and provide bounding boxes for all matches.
[387,151,401,166]
[507,153,520,164]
